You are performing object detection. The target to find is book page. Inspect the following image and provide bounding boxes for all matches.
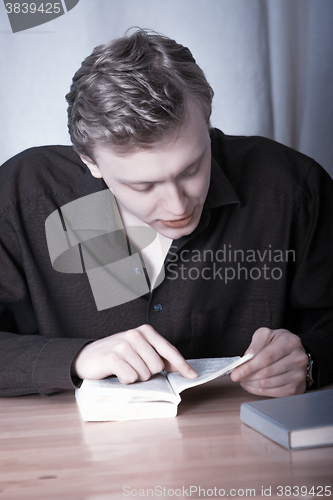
[80,373,180,404]
[166,354,253,395]
[126,373,180,403]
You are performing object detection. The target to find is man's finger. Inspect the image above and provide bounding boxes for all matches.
[231,327,274,378]
[108,357,141,385]
[241,378,306,397]
[122,329,166,376]
[236,346,307,383]
[232,345,284,381]
[244,327,275,354]
[138,324,198,378]
[232,327,291,381]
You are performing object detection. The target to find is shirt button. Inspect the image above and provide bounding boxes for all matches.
[154,303,163,312]
[133,268,142,275]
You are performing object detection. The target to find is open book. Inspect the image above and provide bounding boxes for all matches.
[75,354,253,421]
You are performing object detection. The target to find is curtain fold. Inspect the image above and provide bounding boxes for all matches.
[0,0,332,175]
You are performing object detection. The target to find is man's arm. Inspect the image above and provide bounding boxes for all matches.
[233,160,333,397]
[0,220,196,395]
[0,165,196,396]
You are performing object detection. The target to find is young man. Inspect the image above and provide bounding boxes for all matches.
[1,30,332,399]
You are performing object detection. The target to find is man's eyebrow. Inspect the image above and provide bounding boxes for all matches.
[119,151,205,185]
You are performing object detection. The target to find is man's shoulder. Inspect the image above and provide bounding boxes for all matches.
[210,128,323,199]
[0,145,87,212]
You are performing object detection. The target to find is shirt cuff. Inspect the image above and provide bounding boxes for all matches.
[300,331,332,388]
[32,337,94,395]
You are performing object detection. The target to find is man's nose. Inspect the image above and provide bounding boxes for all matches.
[162,182,188,216]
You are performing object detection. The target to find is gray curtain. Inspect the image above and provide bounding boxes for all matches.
[1,0,332,176]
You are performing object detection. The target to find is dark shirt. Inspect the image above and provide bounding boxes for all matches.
[1,129,333,396]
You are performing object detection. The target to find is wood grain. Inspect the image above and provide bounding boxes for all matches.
[0,377,332,500]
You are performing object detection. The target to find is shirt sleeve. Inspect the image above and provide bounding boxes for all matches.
[0,214,92,397]
[290,160,333,388]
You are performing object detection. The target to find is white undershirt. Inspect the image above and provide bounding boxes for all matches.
[116,202,173,289]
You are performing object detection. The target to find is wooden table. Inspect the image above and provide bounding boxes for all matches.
[0,377,332,500]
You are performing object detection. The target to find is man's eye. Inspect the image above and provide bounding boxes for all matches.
[131,184,154,193]
[182,165,199,177]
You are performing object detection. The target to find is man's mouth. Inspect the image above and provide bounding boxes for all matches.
[160,212,194,228]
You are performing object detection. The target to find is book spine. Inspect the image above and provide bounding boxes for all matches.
[240,404,291,450]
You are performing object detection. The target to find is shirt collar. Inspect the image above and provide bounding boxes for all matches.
[204,155,240,209]
[164,155,240,253]
[78,168,108,199]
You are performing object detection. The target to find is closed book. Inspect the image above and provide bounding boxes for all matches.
[240,389,333,450]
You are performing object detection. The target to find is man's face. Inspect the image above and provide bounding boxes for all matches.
[81,101,211,239]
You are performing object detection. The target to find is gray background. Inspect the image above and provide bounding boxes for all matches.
[1,0,332,176]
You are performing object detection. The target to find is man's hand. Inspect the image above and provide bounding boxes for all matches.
[231,327,308,397]
[71,324,198,384]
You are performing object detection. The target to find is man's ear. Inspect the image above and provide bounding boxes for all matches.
[79,154,103,179]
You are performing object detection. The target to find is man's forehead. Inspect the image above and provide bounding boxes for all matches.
[93,121,189,160]
[94,141,207,183]
[89,101,211,184]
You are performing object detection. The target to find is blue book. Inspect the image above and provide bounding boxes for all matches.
[240,389,333,450]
